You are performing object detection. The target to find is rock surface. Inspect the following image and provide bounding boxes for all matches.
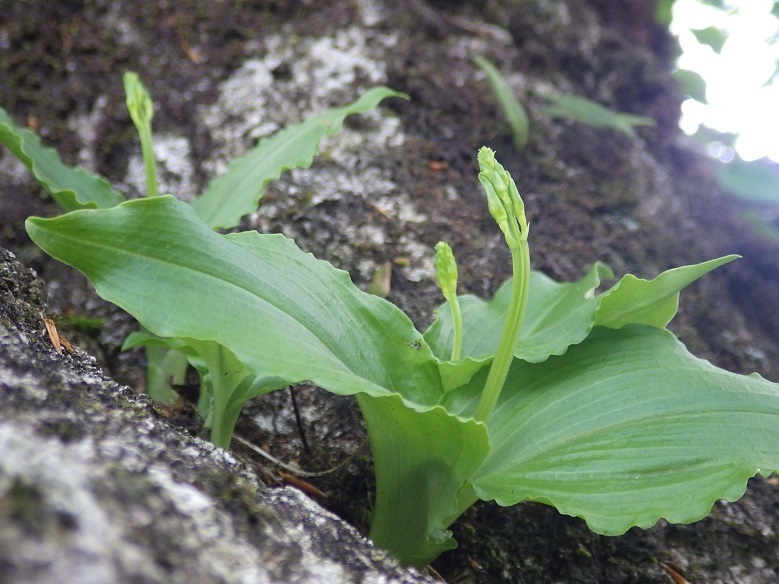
[0,248,431,584]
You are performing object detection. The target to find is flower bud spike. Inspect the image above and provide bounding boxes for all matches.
[434,242,458,300]
[435,241,463,361]
[123,71,159,198]
[477,147,528,251]
[474,147,531,422]
[124,72,154,129]
[508,180,528,237]
[479,174,510,237]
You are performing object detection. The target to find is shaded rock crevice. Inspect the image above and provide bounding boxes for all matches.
[0,248,431,584]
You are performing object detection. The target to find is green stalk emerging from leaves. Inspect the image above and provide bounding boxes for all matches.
[434,242,462,360]
[124,72,159,198]
[473,147,530,422]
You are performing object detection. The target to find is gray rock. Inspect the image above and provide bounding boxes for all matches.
[0,248,432,584]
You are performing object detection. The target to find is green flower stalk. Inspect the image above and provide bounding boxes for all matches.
[473,147,530,422]
[434,241,463,361]
[124,72,159,198]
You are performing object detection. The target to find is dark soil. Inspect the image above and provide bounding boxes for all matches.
[2,1,778,582]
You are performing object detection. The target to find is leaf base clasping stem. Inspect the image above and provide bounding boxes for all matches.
[473,147,530,423]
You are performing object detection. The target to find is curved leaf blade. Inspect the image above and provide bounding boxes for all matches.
[474,55,529,150]
[595,255,739,329]
[691,26,728,54]
[716,157,779,204]
[26,196,442,406]
[190,87,408,230]
[539,93,655,137]
[358,393,489,568]
[425,262,611,364]
[470,325,779,535]
[0,106,125,211]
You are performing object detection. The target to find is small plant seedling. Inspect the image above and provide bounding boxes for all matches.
[474,55,530,150]
[4,73,779,570]
[474,55,656,145]
[538,91,656,137]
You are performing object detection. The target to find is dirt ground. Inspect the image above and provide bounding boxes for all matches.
[2,1,779,582]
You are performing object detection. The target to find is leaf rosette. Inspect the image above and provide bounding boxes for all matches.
[6,75,779,568]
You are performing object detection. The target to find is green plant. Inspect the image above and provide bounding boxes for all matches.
[124,72,159,198]
[474,55,530,150]
[1,72,407,431]
[539,91,656,137]
[716,156,779,205]
[5,75,779,570]
[474,55,655,146]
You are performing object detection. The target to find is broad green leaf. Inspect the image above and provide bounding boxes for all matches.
[26,196,442,406]
[672,68,708,103]
[654,0,675,25]
[190,87,408,230]
[538,93,655,138]
[358,393,489,568]
[595,255,739,329]
[692,26,728,54]
[716,157,779,204]
[467,325,779,536]
[474,55,530,150]
[425,262,612,364]
[0,106,125,211]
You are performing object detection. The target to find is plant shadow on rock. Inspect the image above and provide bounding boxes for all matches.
[2,1,779,582]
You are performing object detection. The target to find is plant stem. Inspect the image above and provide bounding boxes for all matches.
[138,125,159,198]
[473,237,530,422]
[450,293,463,361]
[208,348,231,449]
